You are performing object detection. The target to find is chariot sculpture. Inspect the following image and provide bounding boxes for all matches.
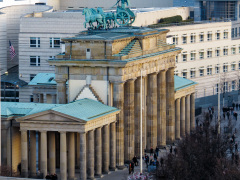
[82,0,135,30]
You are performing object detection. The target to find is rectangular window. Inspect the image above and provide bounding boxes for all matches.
[216,32,220,40]
[232,81,236,91]
[199,52,204,59]
[175,55,178,63]
[215,49,220,57]
[173,37,178,45]
[182,72,187,78]
[239,62,240,69]
[207,68,212,75]
[235,28,238,37]
[190,34,196,43]
[30,95,33,102]
[215,66,219,74]
[224,82,228,92]
[30,56,40,66]
[30,37,40,47]
[231,64,236,71]
[223,65,228,72]
[30,74,36,81]
[207,32,212,41]
[224,32,228,39]
[199,34,204,42]
[223,48,228,56]
[182,54,187,62]
[239,46,240,53]
[199,69,204,76]
[207,50,212,58]
[232,28,234,38]
[190,52,196,60]
[232,48,236,54]
[182,36,187,44]
[50,38,60,48]
[216,84,219,94]
[190,71,195,78]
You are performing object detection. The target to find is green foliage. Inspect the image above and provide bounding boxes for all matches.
[159,15,183,24]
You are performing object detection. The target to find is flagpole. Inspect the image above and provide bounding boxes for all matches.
[140,69,143,174]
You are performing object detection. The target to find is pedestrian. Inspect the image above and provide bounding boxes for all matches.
[156,160,160,168]
[196,118,199,127]
[170,146,173,154]
[210,113,213,121]
[232,134,236,143]
[150,147,153,156]
[212,106,214,114]
[236,103,239,110]
[227,111,230,120]
[235,143,238,152]
[17,163,21,175]
[145,155,149,167]
[129,162,132,174]
[235,153,239,166]
[133,156,138,166]
[223,113,225,120]
[131,161,135,173]
[174,147,178,155]
[234,112,238,121]
[160,157,164,167]
[154,153,157,160]
[233,102,236,110]
[155,146,159,156]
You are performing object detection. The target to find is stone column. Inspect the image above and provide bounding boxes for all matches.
[30,131,36,177]
[33,93,38,103]
[166,68,175,143]
[40,131,47,178]
[60,132,67,180]
[80,132,86,180]
[190,93,195,131]
[56,80,67,104]
[103,125,109,174]
[113,82,125,169]
[43,94,47,103]
[95,127,102,177]
[175,99,181,140]
[49,132,56,174]
[185,95,191,134]
[51,94,57,104]
[110,122,116,171]
[158,70,167,146]
[76,133,80,168]
[38,132,41,170]
[21,130,28,177]
[147,72,158,150]
[87,130,94,179]
[68,132,75,180]
[39,94,44,103]
[124,79,135,162]
[180,97,186,137]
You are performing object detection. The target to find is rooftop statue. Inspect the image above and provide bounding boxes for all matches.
[82,0,135,30]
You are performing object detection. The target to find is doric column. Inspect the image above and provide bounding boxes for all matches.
[175,99,181,140]
[185,95,191,134]
[166,67,175,143]
[43,94,47,103]
[56,79,67,104]
[80,132,87,180]
[39,94,44,103]
[124,79,135,162]
[147,72,158,150]
[76,133,80,168]
[30,131,36,177]
[190,93,195,131]
[180,97,186,137]
[95,127,102,177]
[110,122,116,171]
[40,131,47,178]
[49,132,56,174]
[21,130,28,177]
[134,77,141,157]
[38,132,41,170]
[103,125,109,174]
[60,132,67,180]
[33,93,38,103]
[158,70,166,146]
[113,82,125,169]
[88,130,94,179]
[68,132,75,180]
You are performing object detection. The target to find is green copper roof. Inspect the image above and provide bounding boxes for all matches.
[174,75,197,91]
[1,99,119,122]
[28,73,56,85]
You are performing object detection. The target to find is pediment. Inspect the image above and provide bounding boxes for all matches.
[18,110,86,124]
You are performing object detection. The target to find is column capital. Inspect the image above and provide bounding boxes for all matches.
[20,129,28,133]
[59,131,66,134]
[110,80,125,84]
[39,130,47,133]
[55,79,67,83]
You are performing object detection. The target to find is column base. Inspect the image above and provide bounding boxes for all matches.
[166,140,175,145]
[30,173,37,178]
[95,174,103,178]
[69,177,77,180]
[109,167,117,171]
[21,172,28,178]
[102,171,110,174]
[87,177,95,180]
[117,165,126,170]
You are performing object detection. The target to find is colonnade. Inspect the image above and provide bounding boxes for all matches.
[113,68,176,164]
[33,93,57,104]
[20,122,116,180]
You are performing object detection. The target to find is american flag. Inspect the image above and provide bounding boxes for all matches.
[9,41,16,60]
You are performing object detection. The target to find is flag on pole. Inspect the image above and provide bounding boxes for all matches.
[9,41,16,60]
